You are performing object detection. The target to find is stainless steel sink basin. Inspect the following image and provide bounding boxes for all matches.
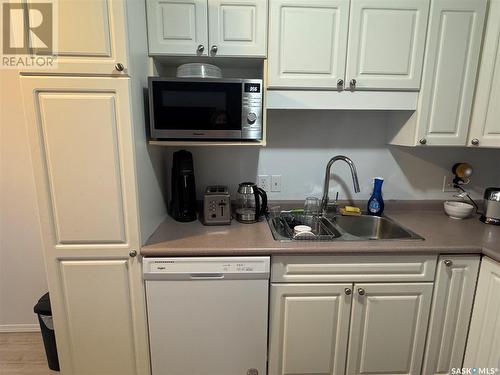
[268,212,423,241]
[332,215,422,240]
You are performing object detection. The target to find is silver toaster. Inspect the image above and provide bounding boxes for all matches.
[480,187,500,225]
[203,186,231,225]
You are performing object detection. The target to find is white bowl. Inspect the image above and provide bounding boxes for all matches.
[444,201,474,219]
[176,63,222,78]
[294,225,312,234]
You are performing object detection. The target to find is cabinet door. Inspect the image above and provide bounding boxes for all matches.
[27,0,128,75]
[346,283,433,375]
[468,0,500,148]
[208,0,267,57]
[464,257,500,368]
[268,283,352,375]
[21,76,149,374]
[146,0,208,56]
[345,0,430,90]
[55,259,143,375]
[268,0,350,89]
[422,256,480,375]
[21,76,139,248]
[417,0,486,146]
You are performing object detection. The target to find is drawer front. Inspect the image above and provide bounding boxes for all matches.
[271,254,437,283]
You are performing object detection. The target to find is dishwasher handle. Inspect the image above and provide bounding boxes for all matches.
[189,273,225,280]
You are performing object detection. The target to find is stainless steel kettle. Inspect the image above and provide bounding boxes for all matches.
[235,182,268,223]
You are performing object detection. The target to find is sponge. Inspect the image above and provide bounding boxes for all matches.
[340,206,362,216]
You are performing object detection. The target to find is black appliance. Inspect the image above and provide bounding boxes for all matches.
[170,150,197,222]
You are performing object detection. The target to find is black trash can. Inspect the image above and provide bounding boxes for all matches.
[34,293,60,371]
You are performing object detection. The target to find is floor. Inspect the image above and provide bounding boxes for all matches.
[0,332,58,374]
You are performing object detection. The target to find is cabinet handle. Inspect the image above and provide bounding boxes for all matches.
[471,138,480,146]
[115,63,125,72]
[247,369,259,375]
[349,79,356,90]
[419,138,427,145]
[444,259,453,267]
[357,288,366,296]
[210,45,218,55]
[344,288,352,295]
[337,79,344,90]
[129,250,137,257]
[197,44,205,54]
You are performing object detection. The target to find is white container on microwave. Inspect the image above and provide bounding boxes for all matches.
[148,77,263,141]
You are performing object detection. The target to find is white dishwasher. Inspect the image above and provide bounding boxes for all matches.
[143,256,270,375]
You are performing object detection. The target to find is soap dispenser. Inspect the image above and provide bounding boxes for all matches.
[367,177,384,216]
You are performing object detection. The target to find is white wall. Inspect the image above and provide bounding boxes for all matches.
[173,110,500,202]
[0,70,48,331]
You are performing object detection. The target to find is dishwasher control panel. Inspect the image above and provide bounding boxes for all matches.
[143,257,270,280]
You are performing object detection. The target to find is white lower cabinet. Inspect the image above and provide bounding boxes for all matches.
[268,283,352,375]
[464,256,500,367]
[422,255,480,375]
[346,283,433,375]
[268,255,438,375]
[56,258,145,375]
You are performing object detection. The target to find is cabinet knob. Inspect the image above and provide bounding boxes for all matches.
[444,259,453,267]
[471,138,480,146]
[210,45,218,55]
[129,250,137,258]
[337,79,344,90]
[349,79,356,90]
[344,288,352,295]
[357,288,366,296]
[419,138,427,145]
[247,368,258,375]
[115,63,125,72]
[197,44,205,54]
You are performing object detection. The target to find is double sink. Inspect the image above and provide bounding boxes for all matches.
[268,212,423,241]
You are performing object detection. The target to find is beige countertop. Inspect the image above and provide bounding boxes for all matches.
[142,203,500,262]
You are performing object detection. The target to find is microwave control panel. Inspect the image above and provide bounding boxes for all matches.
[241,79,263,140]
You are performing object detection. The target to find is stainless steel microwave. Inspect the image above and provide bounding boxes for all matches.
[148,77,263,141]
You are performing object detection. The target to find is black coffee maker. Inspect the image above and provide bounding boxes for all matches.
[170,150,197,222]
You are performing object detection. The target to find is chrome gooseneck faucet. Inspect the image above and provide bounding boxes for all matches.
[320,155,360,215]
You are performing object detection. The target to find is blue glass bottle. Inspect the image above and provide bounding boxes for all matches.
[367,177,384,216]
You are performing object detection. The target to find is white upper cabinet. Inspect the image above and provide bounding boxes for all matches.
[146,0,267,57]
[468,0,500,148]
[27,0,128,75]
[387,0,487,146]
[268,0,429,90]
[416,0,486,146]
[146,0,209,56]
[464,256,500,368]
[208,0,268,57]
[268,0,350,89]
[346,283,433,375]
[345,0,430,90]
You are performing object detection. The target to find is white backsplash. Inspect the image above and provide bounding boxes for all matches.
[166,110,500,201]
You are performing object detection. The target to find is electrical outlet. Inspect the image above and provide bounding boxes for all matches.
[257,175,271,192]
[271,175,282,192]
[442,175,456,192]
